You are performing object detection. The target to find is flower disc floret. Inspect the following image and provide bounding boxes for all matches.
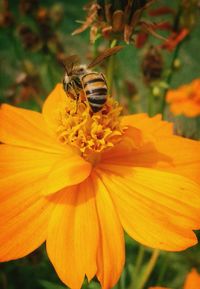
[56,92,124,157]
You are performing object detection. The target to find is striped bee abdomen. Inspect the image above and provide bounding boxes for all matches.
[81,72,108,112]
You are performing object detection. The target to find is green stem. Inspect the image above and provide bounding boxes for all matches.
[195,116,200,139]
[159,4,185,115]
[148,89,154,117]
[0,272,7,289]
[106,39,118,94]
[134,246,146,279]
[128,246,146,289]
[160,43,181,114]
[113,69,121,102]
[119,269,126,289]
[156,253,169,285]
[137,249,160,289]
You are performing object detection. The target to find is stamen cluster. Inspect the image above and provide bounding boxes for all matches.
[56,92,124,158]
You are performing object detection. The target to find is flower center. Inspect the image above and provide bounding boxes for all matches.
[56,91,124,159]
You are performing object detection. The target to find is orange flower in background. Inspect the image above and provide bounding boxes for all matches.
[183,269,200,289]
[166,79,200,117]
[149,268,200,289]
[1,84,200,289]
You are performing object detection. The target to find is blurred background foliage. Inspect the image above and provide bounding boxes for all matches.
[0,0,200,288]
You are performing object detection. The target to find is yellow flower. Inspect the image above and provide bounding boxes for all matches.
[0,84,200,289]
[166,79,200,117]
[149,268,200,289]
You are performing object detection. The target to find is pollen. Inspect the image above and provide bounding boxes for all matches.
[56,91,124,159]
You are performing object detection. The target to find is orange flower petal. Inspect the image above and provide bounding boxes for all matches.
[166,79,200,117]
[183,269,200,289]
[93,173,125,289]
[119,114,200,184]
[151,135,200,184]
[98,165,200,251]
[169,100,200,117]
[42,83,67,132]
[121,114,173,136]
[1,144,91,197]
[43,155,92,195]
[46,178,99,289]
[0,145,55,260]
[181,101,200,117]
[0,169,53,261]
[0,198,51,261]
[0,144,64,178]
[0,104,64,153]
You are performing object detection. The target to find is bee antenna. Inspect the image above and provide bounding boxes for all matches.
[60,61,69,75]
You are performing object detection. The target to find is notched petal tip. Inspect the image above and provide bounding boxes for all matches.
[46,179,99,289]
[93,174,125,289]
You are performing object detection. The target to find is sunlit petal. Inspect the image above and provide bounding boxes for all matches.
[93,173,125,289]
[46,178,99,289]
[98,165,200,251]
[0,104,64,153]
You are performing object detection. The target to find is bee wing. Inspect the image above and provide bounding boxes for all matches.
[87,45,124,69]
[63,55,81,75]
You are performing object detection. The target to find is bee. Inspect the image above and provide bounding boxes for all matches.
[62,46,123,112]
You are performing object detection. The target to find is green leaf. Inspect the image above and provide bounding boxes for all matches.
[39,280,67,289]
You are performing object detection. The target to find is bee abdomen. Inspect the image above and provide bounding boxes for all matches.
[81,72,108,112]
[83,78,105,86]
[88,95,107,104]
[87,94,107,112]
[86,88,107,96]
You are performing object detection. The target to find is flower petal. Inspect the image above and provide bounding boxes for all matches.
[42,83,67,132]
[0,169,53,261]
[183,269,200,289]
[121,114,173,136]
[0,104,64,153]
[0,144,64,178]
[101,134,171,169]
[1,144,91,196]
[46,178,99,289]
[43,154,92,196]
[98,165,200,251]
[151,135,200,184]
[119,114,200,184]
[93,173,125,289]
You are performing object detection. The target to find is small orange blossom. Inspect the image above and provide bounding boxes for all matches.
[166,79,200,117]
[149,268,200,289]
[1,84,200,289]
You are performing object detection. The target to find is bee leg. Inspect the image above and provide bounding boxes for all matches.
[67,82,77,99]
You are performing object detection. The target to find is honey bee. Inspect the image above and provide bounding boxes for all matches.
[63,46,123,112]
